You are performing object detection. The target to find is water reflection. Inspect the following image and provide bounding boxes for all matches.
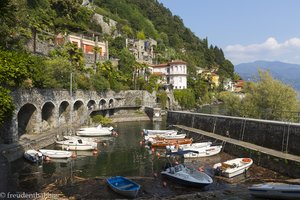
[5,120,167,192]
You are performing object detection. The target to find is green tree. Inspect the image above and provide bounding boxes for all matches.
[0,49,33,125]
[220,71,300,121]
[242,71,299,121]
[173,89,196,110]
[218,91,242,116]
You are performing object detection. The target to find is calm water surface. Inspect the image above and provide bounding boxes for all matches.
[2,120,284,199]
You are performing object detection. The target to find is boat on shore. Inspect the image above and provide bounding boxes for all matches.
[106,176,141,198]
[248,182,300,199]
[39,149,72,159]
[161,150,213,188]
[56,138,98,151]
[213,158,253,178]
[24,149,43,164]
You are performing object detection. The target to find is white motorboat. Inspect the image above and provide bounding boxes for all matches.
[142,129,178,136]
[182,145,223,158]
[39,149,72,159]
[76,125,114,136]
[145,133,186,141]
[63,135,101,143]
[213,158,253,178]
[56,138,98,150]
[248,182,300,200]
[166,141,212,152]
[24,149,43,164]
[161,150,213,188]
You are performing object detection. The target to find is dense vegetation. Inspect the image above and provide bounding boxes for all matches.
[2,0,297,125]
[218,71,300,122]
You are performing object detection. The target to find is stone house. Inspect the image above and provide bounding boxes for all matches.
[126,38,157,64]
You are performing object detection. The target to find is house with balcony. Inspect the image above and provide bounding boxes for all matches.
[55,33,109,67]
[150,60,188,90]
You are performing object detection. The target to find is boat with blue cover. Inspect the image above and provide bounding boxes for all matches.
[106,176,141,198]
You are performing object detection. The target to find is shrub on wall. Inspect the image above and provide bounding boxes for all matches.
[91,115,112,126]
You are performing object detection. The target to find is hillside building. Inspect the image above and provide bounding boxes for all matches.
[126,38,157,64]
[150,60,188,90]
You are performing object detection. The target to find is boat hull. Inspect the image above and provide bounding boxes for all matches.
[183,145,222,158]
[39,149,72,159]
[161,164,213,188]
[249,183,300,200]
[161,172,211,188]
[56,143,96,151]
[151,138,193,148]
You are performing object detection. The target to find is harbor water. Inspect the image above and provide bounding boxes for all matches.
[1,120,287,199]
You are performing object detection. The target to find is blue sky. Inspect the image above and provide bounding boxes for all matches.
[158,0,300,65]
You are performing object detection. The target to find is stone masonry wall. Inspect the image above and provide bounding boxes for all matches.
[167,111,300,156]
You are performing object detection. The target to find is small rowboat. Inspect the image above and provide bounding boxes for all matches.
[106,176,141,198]
[151,138,193,148]
[24,149,43,164]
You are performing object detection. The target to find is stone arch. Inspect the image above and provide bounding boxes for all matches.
[73,100,85,122]
[87,100,96,110]
[17,103,38,137]
[59,101,70,124]
[108,99,114,108]
[41,102,56,130]
[99,99,107,109]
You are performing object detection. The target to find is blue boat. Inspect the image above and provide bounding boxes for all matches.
[106,176,141,198]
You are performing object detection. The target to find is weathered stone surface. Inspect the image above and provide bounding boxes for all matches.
[1,89,166,144]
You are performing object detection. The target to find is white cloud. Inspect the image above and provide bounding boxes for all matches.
[224,37,300,65]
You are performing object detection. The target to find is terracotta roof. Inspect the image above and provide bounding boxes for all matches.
[152,72,164,76]
[151,64,169,68]
[169,60,187,65]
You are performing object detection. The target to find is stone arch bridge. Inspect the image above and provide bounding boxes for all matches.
[1,89,168,144]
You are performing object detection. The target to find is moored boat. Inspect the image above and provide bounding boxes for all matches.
[166,141,212,152]
[213,158,253,178]
[76,125,114,136]
[63,135,101,143]
[151,138,193,148]
[248,182,300,199]
[24,149,43,164]
[39,149,72,159]
[56,138,98,151]
[145,133,186,141]
[106,176,141,198]
[182,145,223,158]
[142,129,178,135]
